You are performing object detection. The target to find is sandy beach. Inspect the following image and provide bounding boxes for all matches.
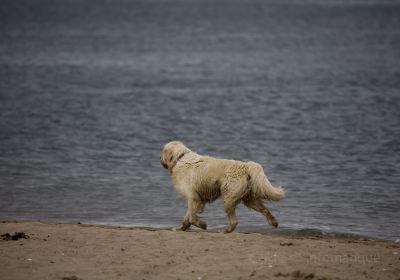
[0,221,399,280]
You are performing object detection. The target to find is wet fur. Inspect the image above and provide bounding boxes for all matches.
[160,141,286,233]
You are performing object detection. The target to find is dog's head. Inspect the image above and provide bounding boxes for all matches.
[160,141,191,172]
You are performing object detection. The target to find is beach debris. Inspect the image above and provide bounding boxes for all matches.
[280,242,294,246]
[275,271,315,279]
[275,272,290,277]
[26,258,33,261]
[292,270,315,279]
[1,232,29,241]
[61,276,79,280]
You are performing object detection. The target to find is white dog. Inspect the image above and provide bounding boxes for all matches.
[160,141,286,233]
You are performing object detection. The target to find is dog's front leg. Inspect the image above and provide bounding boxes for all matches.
[224,200,239,233]
[181,199,192,231]
[181,197,207,231]
[181,217,191,231]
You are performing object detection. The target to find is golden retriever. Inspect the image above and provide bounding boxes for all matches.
[160,141,286,233]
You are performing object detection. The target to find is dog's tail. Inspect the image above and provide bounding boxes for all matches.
[247,162,286,201]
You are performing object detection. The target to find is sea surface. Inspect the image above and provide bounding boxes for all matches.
[1,0,399,241]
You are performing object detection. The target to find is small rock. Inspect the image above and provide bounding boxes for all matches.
[305,273,315,279]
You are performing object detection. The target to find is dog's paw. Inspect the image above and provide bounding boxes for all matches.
[199,221,207,230]
[224,222,238,233]
[181,221,191,231]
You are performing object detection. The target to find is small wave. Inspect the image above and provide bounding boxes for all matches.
[238,226,378,240]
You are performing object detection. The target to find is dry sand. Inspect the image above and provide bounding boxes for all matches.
[0,221,399,280]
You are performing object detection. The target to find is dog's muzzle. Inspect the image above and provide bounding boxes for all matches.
[160,157,168,169]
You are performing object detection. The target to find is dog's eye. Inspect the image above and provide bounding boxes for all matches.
[169,156,173,161]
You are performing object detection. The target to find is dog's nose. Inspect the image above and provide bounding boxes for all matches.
[160,157,168,169]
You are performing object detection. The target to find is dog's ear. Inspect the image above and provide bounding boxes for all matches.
[160,146,174,170]
[164,148,173,162]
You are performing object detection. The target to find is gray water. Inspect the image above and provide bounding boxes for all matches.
[1,0,399,241]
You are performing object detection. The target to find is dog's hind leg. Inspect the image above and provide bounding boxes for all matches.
[221,175,251,233]
[243,198,278,228]
[181,197,207,231]
[222,177,251,233]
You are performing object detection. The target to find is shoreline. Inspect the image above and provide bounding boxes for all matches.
[1,220,399,280]
[0,218,389,242]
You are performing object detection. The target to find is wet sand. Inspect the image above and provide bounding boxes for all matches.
[0,221,399,280]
